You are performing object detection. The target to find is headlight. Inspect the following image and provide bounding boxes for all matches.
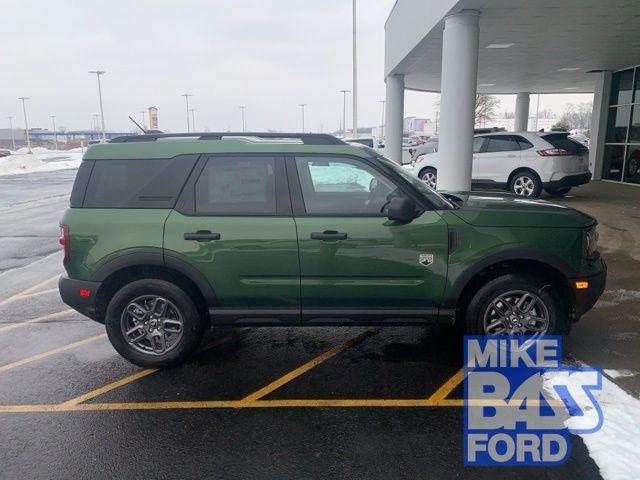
[584,225,599,258]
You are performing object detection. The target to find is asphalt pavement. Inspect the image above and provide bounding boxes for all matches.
[2,168,635,479]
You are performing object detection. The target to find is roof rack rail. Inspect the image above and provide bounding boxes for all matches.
[108,132,345,146]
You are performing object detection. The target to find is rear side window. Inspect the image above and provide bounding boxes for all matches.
[472,137,485,153]
[514,136,534,150]
[69,160,94,207]
[83,155,197,208]
[484,136,520,152]
[541,133,587,155]
[195,156,276,215]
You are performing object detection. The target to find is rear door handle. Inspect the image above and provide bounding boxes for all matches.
[184,230,221,242]
[310,230,347,241]
[507,154,517,158]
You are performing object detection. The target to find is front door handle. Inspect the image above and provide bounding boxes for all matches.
[507,154,517,158]
[310,230,348,241]
[184,230,221,242]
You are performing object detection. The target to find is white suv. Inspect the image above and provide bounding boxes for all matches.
[412,131,591,197]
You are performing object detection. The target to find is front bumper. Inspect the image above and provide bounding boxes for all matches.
[570,257,607,320]
[544,172,592,190]
[58,275,102,322]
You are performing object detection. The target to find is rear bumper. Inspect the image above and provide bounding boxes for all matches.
[570,257,607,320]
[544,172,592,190]
[58,276,102,322]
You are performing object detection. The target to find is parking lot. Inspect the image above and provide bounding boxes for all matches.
[1,170,638,479]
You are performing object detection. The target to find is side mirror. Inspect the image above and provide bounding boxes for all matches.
[387,197,416,222]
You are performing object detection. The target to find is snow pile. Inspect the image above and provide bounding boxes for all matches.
[0,149,82,176]
[543,369,640,480]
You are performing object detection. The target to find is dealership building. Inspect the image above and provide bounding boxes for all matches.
[384,0,640,190]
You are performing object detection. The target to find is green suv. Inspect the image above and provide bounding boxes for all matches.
[58,133,606,367]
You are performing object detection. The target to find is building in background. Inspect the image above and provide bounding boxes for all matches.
[384,0,640,189]
[148,106,159,131]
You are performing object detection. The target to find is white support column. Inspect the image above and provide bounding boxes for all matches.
[514,92,530,131]
[589,71,612,180]
[384,74,405,165]
[437,10,480,191]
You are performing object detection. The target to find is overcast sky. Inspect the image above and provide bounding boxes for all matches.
[2,0,592,133]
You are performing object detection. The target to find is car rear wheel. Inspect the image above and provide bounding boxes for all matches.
[465,274,566,337]
[545,186,571,196]
[419,167,437,189]
[105,279,204,367]
[510,172,542,197]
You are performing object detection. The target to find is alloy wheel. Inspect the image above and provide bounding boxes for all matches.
[120,295,184,355]
[482,290,550,337]
[421,171,437,189]
[513,176,535,196]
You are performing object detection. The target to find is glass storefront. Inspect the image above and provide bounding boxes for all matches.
[604,67,640,184]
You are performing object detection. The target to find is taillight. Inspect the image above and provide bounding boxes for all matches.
[59,224,70,262]
[537,148,571,156]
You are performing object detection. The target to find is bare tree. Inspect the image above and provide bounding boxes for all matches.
[433,94,501,126]
[559,102,593,130]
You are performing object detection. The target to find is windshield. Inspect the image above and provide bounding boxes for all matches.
[373,154,454,210]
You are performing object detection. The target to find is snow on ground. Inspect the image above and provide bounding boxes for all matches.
[0,148,82,176]
[544,369,640,480]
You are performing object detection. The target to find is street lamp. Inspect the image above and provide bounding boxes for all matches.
[93,114,100,135]
[299,104,306,132]
[339,90,350,136]
[190,109,196,132]
[181,94,193,132]
[18,97,31,154]
[7,116,15,150]
[239,106,246,132]
[50,115,58,150]
[140,111,146,129]
[88,70,107,142]
[379,100,385,140]
[352,0,358,138]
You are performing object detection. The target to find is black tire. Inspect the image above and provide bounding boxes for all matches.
[105,279,204,368]
[509,171,542,198]
[545,187,571,196]
[419,167,437,189]
[464,274,567,336]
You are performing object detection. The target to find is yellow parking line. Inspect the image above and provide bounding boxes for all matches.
[240,328,377,403]
[59,368,159,407]
[0,334,106,373]
[14,287,59,301]
[60,329,247,407]
[0,274,60,308]
[428,368,464,404]
[0,309,75,334]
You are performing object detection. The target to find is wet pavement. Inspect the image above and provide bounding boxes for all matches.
[2,169,638,479]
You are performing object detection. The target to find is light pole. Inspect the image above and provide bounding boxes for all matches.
[379,99,386,140]
[18,97,31,154]
[7,116,15,150]
[93,114,100,136]
[299,104,306,132]
[50,115,58,150]
[181,94,193,132]
[140,111,146,129]
[352,0,358,138]
[339,90,350,137]
[239,106,246,132]
[190,109,196,132]
[88,70,107,142]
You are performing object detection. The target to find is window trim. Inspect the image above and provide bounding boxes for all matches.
[286,153,430,217]
[175,153,291,217]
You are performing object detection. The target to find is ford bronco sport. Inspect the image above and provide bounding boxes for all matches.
[58,133,606,367]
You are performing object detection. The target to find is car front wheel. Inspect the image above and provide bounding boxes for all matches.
[465,274,566,337]
[419,167,437,189]
[105,279,204,367]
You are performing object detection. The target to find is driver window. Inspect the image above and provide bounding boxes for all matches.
[295,156,404,215]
